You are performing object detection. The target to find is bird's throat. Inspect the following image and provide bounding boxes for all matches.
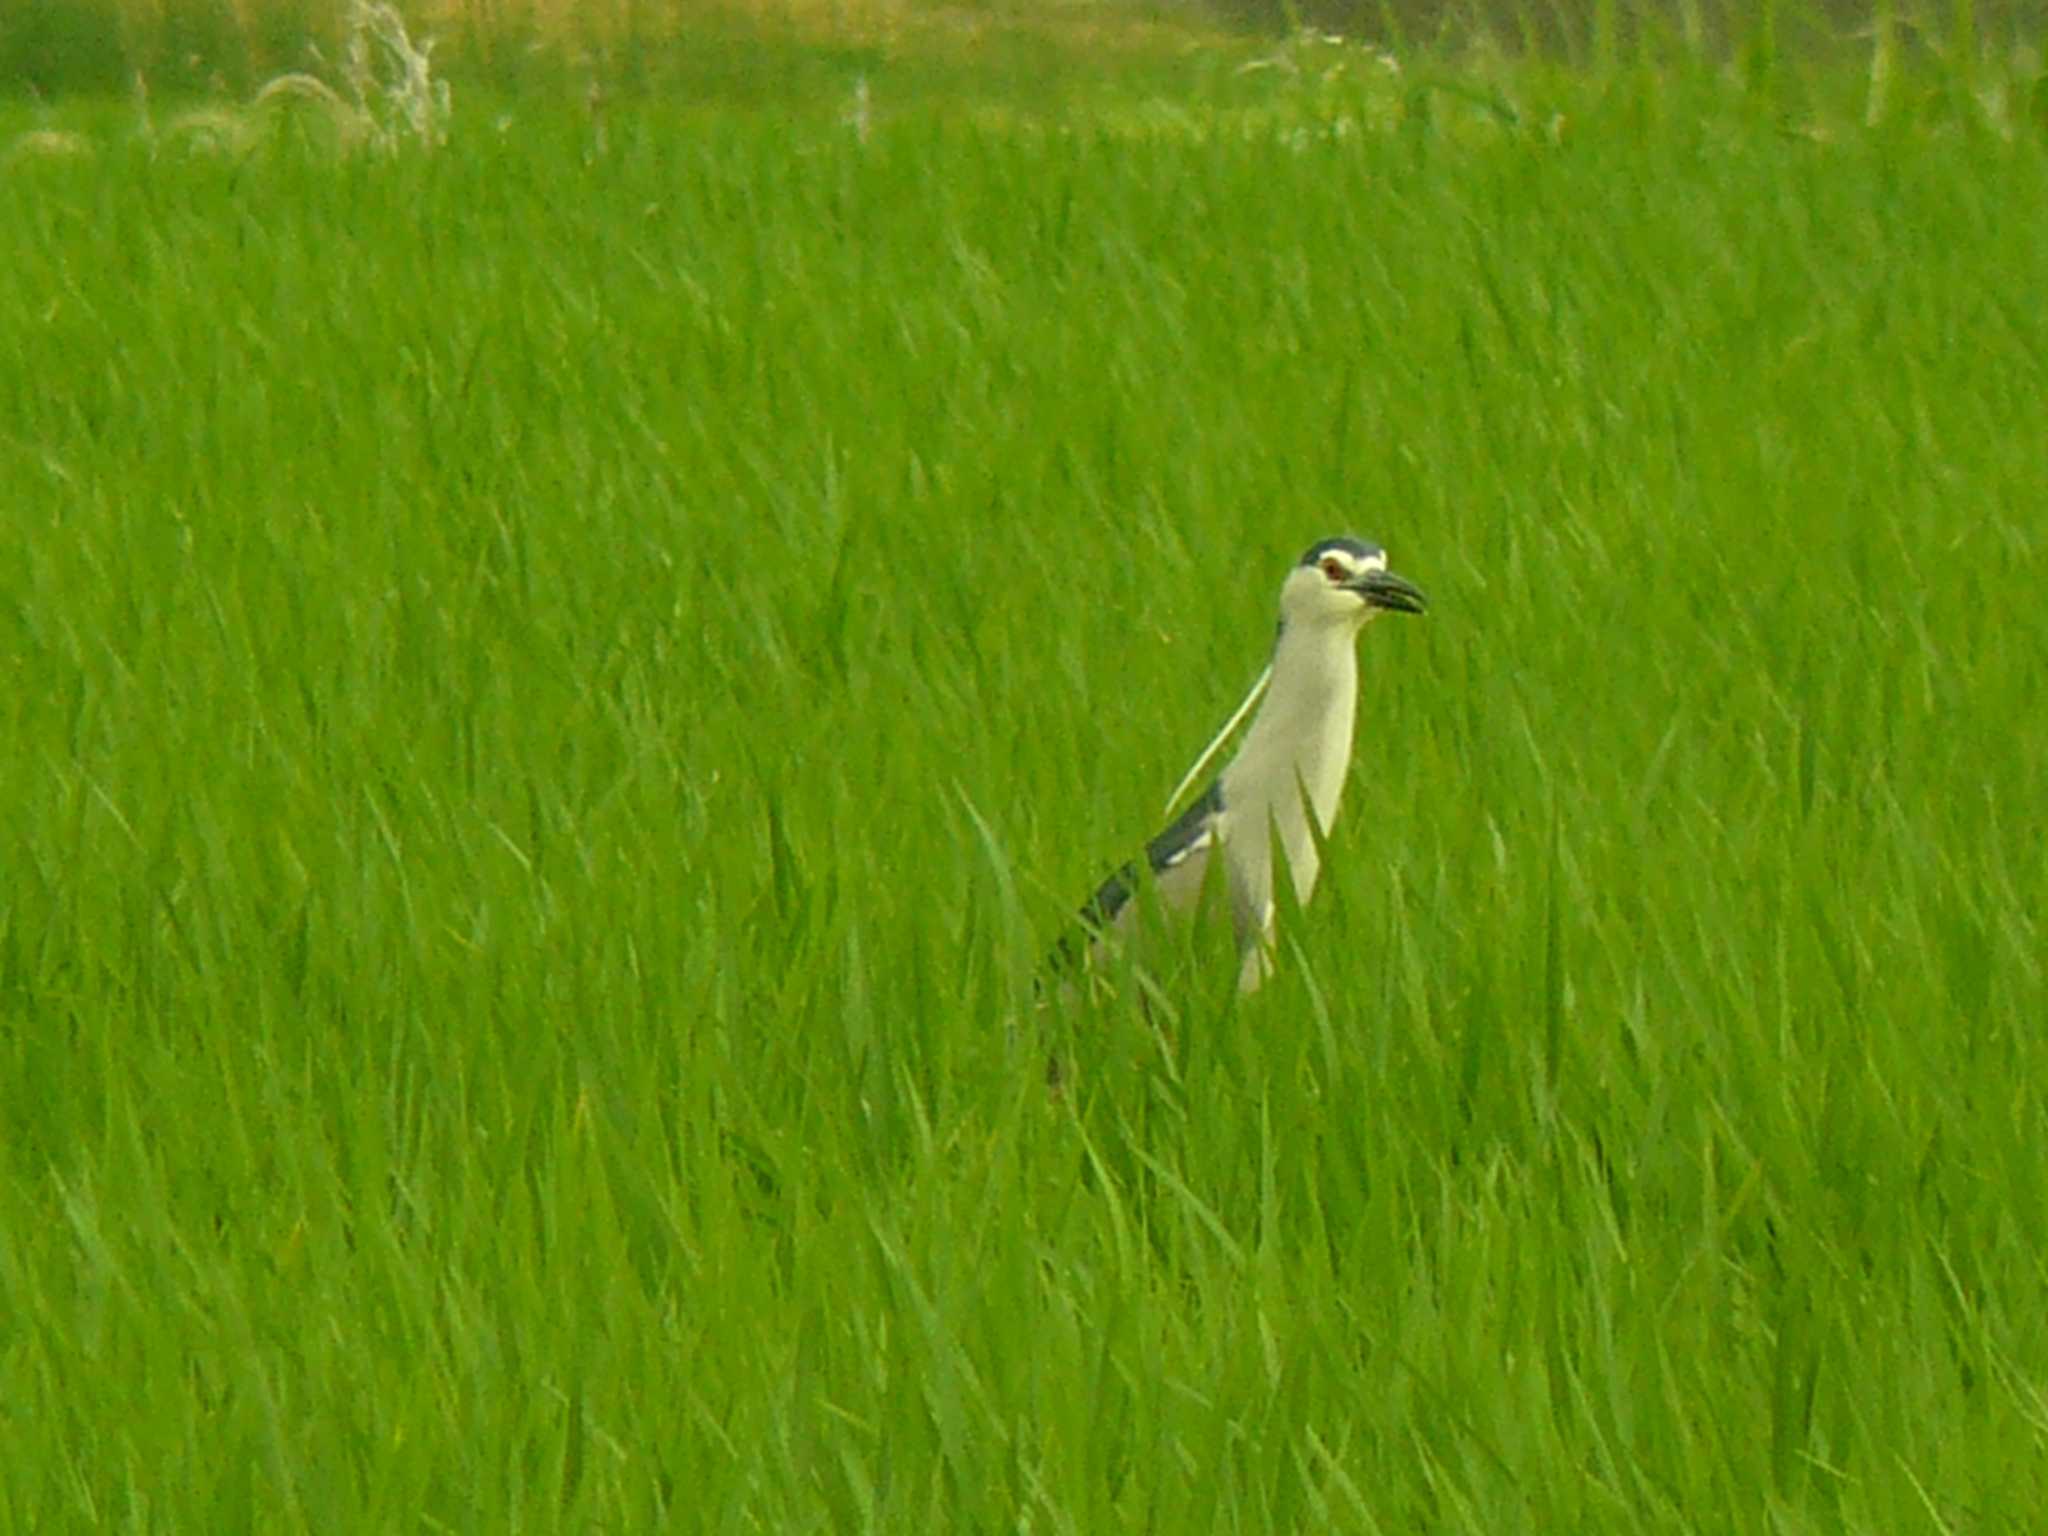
[1223,624,1359,844]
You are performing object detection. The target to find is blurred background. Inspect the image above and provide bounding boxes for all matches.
[5,0,2044,99]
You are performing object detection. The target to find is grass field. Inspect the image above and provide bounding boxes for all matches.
[5,16,2048,1532]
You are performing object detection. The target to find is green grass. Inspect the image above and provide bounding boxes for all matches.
[4,41,2048,1534]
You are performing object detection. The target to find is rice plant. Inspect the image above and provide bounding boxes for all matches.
[3,9,2046,1531]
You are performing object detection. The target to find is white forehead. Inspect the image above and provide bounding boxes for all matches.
[1316,546,1387,573]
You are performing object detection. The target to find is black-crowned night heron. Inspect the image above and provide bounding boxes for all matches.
[1061,537,1426,993]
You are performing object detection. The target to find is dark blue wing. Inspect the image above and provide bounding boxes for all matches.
[1040,781,1226,982]
[1078,779,1224,932]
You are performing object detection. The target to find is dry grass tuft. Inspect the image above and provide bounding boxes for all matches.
[2,129,97,166]
[9,0,450,166]
[406,0,1217,64]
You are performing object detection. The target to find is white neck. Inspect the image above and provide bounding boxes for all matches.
[1219,618,1361,903]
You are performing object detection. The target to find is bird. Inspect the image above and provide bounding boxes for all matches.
[1058,537,1426,994]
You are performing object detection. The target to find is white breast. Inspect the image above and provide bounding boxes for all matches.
[1216,623,1361,963]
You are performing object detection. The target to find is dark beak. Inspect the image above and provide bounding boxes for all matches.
[1351,568,1428,615]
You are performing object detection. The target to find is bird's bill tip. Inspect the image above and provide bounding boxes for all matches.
[1353,568,1428,615]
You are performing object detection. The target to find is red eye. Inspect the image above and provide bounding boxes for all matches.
[1320,557,1346,581]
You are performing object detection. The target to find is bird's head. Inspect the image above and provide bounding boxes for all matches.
[1280,537,1428,629]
